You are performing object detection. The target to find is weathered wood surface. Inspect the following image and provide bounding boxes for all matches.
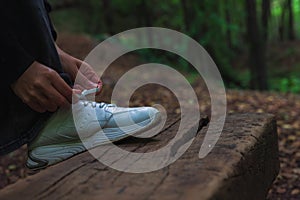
[0,114,279,200]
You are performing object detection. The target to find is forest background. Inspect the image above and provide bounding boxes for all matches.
[49,0,300,93]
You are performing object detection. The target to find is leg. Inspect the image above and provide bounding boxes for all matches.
[0,0,71,155]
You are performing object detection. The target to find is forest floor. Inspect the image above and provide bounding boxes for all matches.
[0,33,299,200]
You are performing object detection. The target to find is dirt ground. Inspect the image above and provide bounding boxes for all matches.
[0,33,299,199]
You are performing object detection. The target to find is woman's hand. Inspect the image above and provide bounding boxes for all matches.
[56,45,102,94]
[11,61,73,113]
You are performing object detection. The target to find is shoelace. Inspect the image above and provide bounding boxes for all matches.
[82,101,116,109]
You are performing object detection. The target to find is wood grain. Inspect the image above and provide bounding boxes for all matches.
[0,114,279,200]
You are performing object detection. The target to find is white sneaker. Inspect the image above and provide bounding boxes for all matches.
[26,90,161,170]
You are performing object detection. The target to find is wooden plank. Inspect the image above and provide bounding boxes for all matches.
[0,114,279,200]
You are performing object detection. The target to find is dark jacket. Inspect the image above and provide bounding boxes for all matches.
[0,0,65,154]
[0,0,62,90]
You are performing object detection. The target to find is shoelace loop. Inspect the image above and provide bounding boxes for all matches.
[82,101,116,110]
[79,88,116,111]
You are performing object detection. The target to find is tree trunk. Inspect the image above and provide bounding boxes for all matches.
[225,1,233,49]
[141,0,152,27]
[279,0,291,41]
[245,0,268,90]
[180,0,206,40]
[51,0,77,11]
[102,0,114,35]
[287,0,295,40]
[181,0,190,32]
[261,0,271,40]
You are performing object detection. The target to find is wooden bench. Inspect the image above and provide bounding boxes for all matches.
[0,113,279,200]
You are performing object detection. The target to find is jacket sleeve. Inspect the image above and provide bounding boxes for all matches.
[1,1,59,90]
[44,0,58,41]
[0,25,35,91]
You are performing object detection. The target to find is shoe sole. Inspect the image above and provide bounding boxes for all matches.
[27,113,161,170]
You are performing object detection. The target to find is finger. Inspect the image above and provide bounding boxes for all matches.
[35,91,58,112]
[27,88,58,112]
[50,72,73,103]
[79,61,100,83]
[22,90,47,113]
[71,89,82,104]
[75,60,101,91]
[44,85,70,108]
[27,100,46,113]
[77,70,98,89]
[73,89,82,95]
[96,80,103,95]
[73,84,85,91]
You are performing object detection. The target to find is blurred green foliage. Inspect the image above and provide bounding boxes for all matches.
[275,76,300,93]
[49,0,300,93]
